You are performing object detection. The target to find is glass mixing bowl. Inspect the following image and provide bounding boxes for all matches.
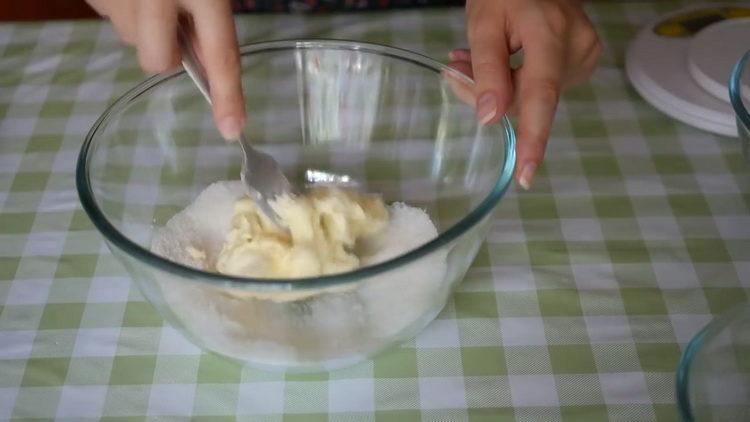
[676,302,750,421]
[730,50,749,163]
[77,40,515,372]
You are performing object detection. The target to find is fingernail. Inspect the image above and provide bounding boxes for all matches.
[450,49,470,62]
[477,92,497,125]
[218,116,242,140]
[518,162,537,190]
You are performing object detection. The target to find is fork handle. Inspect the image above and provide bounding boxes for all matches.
[177,24,213,105]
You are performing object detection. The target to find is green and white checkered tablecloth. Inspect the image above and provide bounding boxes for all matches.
[1,1,749,420]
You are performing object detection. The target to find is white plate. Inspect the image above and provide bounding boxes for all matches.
[625,5,746,136]
[688,18,750,103]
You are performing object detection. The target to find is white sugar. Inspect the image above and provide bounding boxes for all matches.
[361,202,438,266]
[152,180,245,269]
[150,180,447,369]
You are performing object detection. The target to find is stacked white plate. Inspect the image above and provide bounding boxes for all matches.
[626,5,750,136]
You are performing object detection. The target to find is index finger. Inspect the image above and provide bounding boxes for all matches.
[515,28,565,190]
[467,24,513,125]
[187,0,245,140]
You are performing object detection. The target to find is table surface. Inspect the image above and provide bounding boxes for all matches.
[1,1,749,420]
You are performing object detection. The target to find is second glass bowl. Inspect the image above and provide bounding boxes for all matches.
[730,50,750,163]
[676,302,750,421]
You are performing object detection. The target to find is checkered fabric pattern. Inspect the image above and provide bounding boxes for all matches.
[1,1,750,420]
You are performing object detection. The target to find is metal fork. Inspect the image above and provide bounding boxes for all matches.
[177,25,291,227]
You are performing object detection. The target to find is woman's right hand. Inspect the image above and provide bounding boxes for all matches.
[86,0,245,140]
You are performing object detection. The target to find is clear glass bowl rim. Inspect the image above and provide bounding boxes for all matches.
[76,39,516,291]
[675,301,750,422]
[729,50,750,131]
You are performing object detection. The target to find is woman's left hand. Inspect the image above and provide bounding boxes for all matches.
[450,0,602,189]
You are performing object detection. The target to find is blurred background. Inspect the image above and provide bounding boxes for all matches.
[0,0,99,21]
